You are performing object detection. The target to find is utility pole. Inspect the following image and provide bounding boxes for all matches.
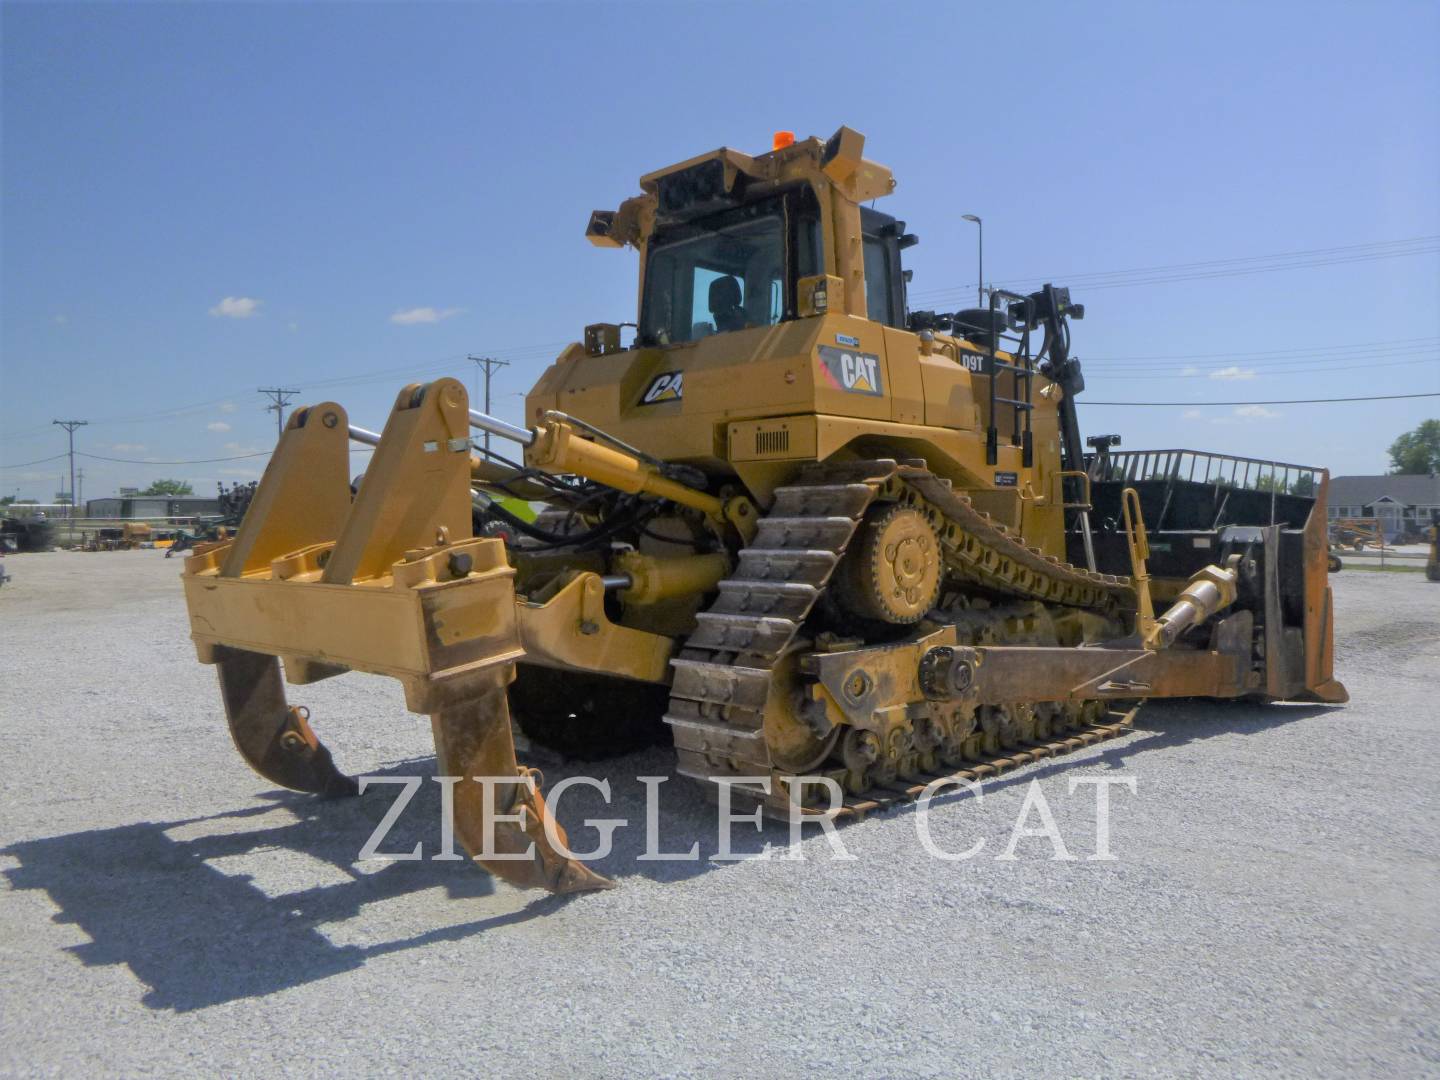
[468,356,509,455]
[76,468,84,516]
[258,388,299,439]
[52,419,87,519]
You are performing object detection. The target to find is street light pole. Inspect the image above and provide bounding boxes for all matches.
[961,214,983,308]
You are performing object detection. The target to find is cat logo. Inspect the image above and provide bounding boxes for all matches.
[816,345,884,397]
[639,370,683,405]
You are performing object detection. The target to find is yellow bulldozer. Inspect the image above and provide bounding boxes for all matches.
[181,127,1346,895]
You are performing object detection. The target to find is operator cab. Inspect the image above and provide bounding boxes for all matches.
[636,187,912,346]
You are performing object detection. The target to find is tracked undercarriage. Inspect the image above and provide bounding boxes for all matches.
[666,458,1135,814]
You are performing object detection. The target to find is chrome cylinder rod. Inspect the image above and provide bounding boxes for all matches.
[469,410,535,447]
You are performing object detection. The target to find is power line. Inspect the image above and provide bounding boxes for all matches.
[0,392,251,442]
[2,235,1433,445]
[1063,246,1438,293]
[8,330,1417,442]
[1042,236,1437,281]
[909,235,1440,303]
[1086,342,1439,371]
[1083,392,1440,406]
[912,236,1440,298]
[78,450,272,465]
[0,452,69,469]
[1,346,563,442]
[1082,335,1439,364]
[1088,356,1438,379]
[1,253,1433,455]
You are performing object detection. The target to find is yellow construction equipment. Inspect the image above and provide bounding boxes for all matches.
[86,522,152,551]
[182,127,1347,895]
[1427,513,1439,582]
[1330,517,1385,551]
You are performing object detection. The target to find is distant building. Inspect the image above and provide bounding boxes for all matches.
[1327,474,1440,539]
[84,495,222,519]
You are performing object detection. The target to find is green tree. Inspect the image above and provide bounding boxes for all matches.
[141,478,194,496]
[1388,419,1440,474]
[0,495,14,506]
[1253,473,1315,496]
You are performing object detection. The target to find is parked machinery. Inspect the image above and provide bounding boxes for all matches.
[1330,517,1384,552]
[180,127,1346,895]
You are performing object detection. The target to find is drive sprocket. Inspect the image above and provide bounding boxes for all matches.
[832,502,942,625]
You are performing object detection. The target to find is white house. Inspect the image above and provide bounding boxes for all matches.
[1327,474,1440,540]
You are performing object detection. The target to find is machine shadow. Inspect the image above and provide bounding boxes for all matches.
[2,699,1330,1013]
[0,750,781,1014]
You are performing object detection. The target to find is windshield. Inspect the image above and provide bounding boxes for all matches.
[640,188,819,345]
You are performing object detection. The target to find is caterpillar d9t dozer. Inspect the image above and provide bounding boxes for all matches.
[182,126,1347,895]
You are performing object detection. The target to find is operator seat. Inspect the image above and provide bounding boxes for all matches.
[709,276,746,333]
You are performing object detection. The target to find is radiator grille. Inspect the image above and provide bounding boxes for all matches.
[755,429,790,456]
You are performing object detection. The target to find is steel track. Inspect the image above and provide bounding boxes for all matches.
[664,458,1136,809]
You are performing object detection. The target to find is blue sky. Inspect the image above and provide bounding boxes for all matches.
[2,1,1437,502]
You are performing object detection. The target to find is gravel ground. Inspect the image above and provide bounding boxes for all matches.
[1,551,1436,1078]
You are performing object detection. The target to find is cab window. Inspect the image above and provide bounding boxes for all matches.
[640,186,821,345]
[863,235,894,325]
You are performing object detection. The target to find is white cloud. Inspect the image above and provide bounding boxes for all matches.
[1234,404,1280,420]
[219,402,238,413]
[287,321,299,332]
[1209,365,1256,381]
[209,296,261,319]
[223,441,264,453]
[1179,365,1200,377]
[207,421,232,433]
[1181,409,1203,420]
[52,314,68,326]
[390,306,463,325]
[110,442,146,452]
[218,467,262,477]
